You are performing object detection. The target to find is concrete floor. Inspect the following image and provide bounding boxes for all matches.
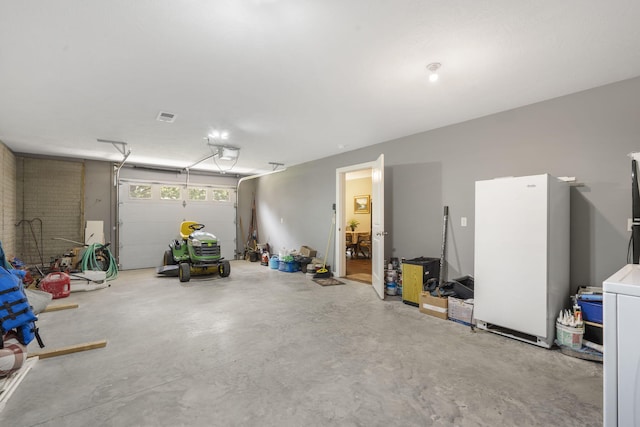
[1,261,602,426]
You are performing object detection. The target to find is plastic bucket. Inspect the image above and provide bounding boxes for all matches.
[269,256,279,269]
[386,282,397,295]
[556,322,584,349]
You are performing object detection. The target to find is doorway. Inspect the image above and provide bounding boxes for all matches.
[344,169,372,283]
[335,154,385,299]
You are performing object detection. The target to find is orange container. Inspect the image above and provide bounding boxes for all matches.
[40,272,71,299]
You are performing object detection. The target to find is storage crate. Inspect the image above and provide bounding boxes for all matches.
[447,296,475,326]
[278,260,298,273]
[577,299,602,324]
[451,275,475,299]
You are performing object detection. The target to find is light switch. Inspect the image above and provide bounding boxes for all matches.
[461,217,467,227]
[281,217,284,224]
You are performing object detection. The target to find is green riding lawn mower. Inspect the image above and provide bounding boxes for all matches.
[157,221,231,282]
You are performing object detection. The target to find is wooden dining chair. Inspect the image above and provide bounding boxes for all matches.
[346,233,358,257]
[357,233,371,258]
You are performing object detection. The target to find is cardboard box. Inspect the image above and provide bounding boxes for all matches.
[300,246,317,258]
[419,292,448,320]
[71,247,86,269]
[448,296,475,326]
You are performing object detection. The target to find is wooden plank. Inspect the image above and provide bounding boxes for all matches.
[41,303,79,313]
[0,357,38,413]
[584,320,603,328]
[28,340,107,360]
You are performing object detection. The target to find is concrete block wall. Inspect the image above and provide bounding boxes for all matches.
[0,141,16,258]
[16,157,84,265]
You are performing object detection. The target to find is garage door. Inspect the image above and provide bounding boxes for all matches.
[118,180,236,270]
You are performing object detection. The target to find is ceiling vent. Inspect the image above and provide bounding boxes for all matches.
[156,111,176,123]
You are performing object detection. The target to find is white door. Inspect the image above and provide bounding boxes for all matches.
[371,154,385,299]
[118,180,236,270]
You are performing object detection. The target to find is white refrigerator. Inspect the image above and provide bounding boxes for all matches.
[603,264,640,427]
[474,174,570,348]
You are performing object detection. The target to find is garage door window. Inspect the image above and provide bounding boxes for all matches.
[161,186,181,200]
[188,188,207,201]
[129,184,152,199]
[212,189,231,202]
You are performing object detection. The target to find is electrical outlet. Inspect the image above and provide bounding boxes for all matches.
[629,218,633,232]
[461,217,467,227]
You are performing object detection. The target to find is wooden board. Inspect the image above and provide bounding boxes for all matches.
[584,320,603,328]
[41,303,79,313]
[85,220,104,245]
[28,340,107,360]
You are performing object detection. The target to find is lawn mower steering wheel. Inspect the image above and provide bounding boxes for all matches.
[189,223,205,231]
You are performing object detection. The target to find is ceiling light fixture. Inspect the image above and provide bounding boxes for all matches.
[208,130,229,141]
[427,62,441,83]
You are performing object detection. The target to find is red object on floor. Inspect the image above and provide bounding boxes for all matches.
[0,331,27,377]
[39,272,71,299]
[22,270,34,285]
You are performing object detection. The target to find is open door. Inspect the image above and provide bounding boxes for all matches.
[371,154,385,299]
[335,154,385,298]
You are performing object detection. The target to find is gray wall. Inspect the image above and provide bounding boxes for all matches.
[254,162,338,264]
[250,76,640,287]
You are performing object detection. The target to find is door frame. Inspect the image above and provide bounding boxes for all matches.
[335,160,377,279]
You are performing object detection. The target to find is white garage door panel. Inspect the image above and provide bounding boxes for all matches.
[118,182,236,270]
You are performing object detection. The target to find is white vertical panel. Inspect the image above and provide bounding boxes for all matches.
[617,294,640,426]
[603,291,618,427]
[371,154,385,299]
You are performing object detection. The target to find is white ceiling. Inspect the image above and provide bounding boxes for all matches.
[2,1,640,175]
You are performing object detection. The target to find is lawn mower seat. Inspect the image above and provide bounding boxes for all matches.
[180,221,199,240]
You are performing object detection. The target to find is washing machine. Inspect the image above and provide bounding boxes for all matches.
[603,264,640,426]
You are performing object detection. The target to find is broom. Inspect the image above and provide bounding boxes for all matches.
[313,212,335,279]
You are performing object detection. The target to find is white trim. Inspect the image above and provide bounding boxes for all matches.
[335,160,376,278]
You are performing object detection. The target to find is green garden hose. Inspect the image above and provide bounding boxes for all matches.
[80,243,118,281]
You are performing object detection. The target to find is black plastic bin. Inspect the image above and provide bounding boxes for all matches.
[450,275,474,299]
